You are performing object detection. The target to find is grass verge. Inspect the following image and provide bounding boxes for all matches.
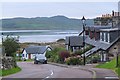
[96,58,120,77]
[0,66,21,76]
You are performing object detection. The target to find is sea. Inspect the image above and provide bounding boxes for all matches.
[0,30,80,43]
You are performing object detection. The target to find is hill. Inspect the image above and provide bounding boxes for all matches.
[1,15,94,30]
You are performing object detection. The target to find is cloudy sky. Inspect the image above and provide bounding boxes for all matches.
[0,0,120,19]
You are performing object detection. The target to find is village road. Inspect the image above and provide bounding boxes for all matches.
[3,62,93,79]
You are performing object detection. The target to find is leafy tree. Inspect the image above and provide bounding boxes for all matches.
[2,36,20,57]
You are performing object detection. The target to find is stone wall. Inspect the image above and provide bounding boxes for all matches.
[108,39,120,56]
[1,57,17,70]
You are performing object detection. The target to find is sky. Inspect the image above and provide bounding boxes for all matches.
[0,0,120,19]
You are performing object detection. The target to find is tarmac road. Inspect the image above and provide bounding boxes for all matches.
[3,62,93,79]
[3,62,119,80]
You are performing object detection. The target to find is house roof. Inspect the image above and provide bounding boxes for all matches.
[65,36,83,47]
[85,37,110,50]
[100,28,120,32]
[85,35,120,51]
[114,22,120,29]
[85,25,112,31]
[24,45,52,54]
[82,46,100,57]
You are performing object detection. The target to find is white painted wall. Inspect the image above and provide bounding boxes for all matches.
[31,54,35,59]
[22,50,28,59]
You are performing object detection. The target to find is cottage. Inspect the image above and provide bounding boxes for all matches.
[22,45,52,60]
[65,36,83,52]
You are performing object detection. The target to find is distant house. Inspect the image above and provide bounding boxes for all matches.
[65,36,83,52]
[22,45,52,60]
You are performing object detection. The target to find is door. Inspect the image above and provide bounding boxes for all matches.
[28,54,31,59]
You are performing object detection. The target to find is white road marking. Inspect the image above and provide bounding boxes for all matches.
[50,70,53,76]
[46,76,49,78]
[44,70,54,79]
[105,76,119,79]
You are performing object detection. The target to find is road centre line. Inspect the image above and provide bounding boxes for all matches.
[44,70,54,80]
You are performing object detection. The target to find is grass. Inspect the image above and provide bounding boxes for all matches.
[26,59,34,62]
[96,58,116,69]
[0,66,21,76]
[96,58,120,77]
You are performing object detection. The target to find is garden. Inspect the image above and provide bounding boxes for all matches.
[46,45,93,65]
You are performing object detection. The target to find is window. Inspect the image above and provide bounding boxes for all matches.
[108,33,110,43]
[100,32,102,41]
[22,54,24,57]
[104,32,106,42]
[26,54,27,57]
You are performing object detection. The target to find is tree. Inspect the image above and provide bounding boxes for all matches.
[2,36,20,57]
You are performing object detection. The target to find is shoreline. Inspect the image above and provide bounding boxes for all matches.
[20,39,66,49]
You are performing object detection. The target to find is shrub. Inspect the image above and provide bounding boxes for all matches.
[3,37,20,57]
[74,50,83,55]
[46,51,53,58]
[65,57,82,65]
[46,47,66,63]
[59,51,70,62]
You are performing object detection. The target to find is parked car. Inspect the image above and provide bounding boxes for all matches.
[34,53,47,64]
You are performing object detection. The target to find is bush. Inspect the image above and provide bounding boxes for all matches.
[3,36,20,57]
[46,47,66,63]
[74,50,83,55]
[46,51,53,58]
[59,51,70,62]
[65,57,82,65]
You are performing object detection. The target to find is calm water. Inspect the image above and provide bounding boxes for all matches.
[1,30,80,43]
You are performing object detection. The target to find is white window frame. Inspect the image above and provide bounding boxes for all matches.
[100,32,102,41]
[104,32,106,42]
[108,33,110,43]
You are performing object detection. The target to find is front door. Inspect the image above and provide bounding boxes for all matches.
[28,54,31,59]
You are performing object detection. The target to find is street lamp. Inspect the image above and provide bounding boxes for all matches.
[81,16,86,65]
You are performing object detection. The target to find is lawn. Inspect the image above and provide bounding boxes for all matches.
[0,66,21,76]
[96,58,120,77]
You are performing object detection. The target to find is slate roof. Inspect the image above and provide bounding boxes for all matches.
[82,47,100,57]
[65,36,83,47]
[100,28,120,32]
[114,22,120,29]
[85,37,110,50]
[85,35,120,51]
[85,25,112,31]
[24,45,52,54]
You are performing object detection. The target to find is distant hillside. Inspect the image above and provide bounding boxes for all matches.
[1,15,94,30]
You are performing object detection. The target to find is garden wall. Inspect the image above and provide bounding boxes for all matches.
[1,57,17,70]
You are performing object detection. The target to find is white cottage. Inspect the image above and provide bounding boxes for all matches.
[22,45,52,60]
